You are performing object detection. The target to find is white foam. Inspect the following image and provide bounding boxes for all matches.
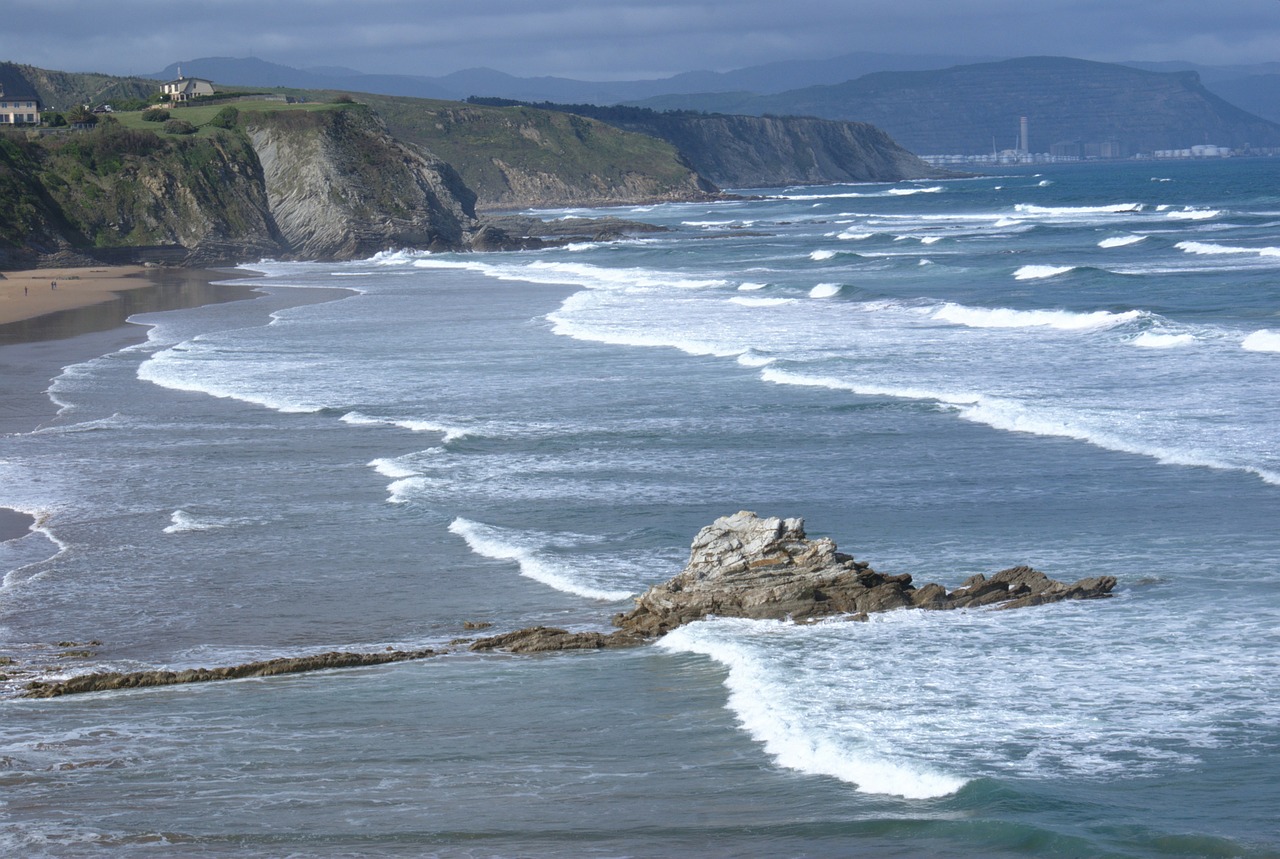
[1132,332,1197,349]
[340,411,471,443]
[368,457,422,480]
[762,367,972,405]
[1166,208,1220,220]
[1013,265,1076,280]
[954,398,1280,486]
[837,230,873,240]
[658,621,967,798]
[809,250,837,261]
[993,217,1023,228]
[163,510,255,534]
[931,303,1142,331]
[737,282,768,291]
[809,283,843,299]
[448,518,634,602]
[1099,235,1147,248]
[1242,329,1280,353]
[1014,203,1142,216]
[728,297,794,308]
[1175,241,1280,257]
[138,342,322,414]
[887,186,943,196]
[736,350,777,367]
[762,369,1280,486]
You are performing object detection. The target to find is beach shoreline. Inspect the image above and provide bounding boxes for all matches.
[0,264,261,543]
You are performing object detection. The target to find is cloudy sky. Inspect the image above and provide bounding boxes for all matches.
[8,0,1280,79]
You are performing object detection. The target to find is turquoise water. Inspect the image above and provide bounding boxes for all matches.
[2,159,1279,856]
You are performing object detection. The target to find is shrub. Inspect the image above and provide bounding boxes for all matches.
[142,109,170,122]
[163,119,196,135]
[333,93,355,104]
[208,106,239,129]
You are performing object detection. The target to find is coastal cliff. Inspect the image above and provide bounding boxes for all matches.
[361,94,719,209]
[478,102,947,187]
[243,107,476,259]
[0,104,479,268]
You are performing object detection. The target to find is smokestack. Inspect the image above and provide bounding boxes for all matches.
[1020,116,1029,154]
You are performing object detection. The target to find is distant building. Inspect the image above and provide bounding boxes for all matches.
[0,65,42,125]
[162,71,216,102]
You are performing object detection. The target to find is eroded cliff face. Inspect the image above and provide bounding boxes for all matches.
[362,97,720,209]
[1,105,481,268]
[243,107,477,259]
[585,111,946,187]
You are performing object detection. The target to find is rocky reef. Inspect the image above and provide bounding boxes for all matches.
[470,511,1116,651]
[23,512,1116,693]
[23,648,437,698]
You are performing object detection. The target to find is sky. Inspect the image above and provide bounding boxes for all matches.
[7,0,1280,79]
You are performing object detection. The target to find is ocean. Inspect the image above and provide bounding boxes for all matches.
[2,158,1278,857]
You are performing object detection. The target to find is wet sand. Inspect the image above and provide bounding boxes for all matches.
[0,265,260,542]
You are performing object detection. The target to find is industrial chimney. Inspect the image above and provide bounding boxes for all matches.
[1020,116,1029,155]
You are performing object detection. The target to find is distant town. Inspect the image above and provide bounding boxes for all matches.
[920,115,1279,164]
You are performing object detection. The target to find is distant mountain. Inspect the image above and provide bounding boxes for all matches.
[631,57,1280,155]
[1123,61,1280,123]
[1196,74,1280,125]
[148,52,999,105]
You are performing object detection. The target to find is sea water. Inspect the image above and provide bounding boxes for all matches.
[2,159,1278,857]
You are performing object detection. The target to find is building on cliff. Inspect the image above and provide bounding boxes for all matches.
[0,67,41,125]
[162,71,216,102]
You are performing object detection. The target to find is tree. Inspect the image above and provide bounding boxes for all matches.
[65,105,97,126]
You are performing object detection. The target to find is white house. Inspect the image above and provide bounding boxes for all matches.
[0,72,41,125]
[162,72,216,102]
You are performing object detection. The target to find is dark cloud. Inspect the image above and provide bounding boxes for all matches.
[8,0,1280,78]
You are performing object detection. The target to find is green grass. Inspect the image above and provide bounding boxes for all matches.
[109,99,349,138]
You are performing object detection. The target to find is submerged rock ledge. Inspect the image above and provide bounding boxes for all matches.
[23,649,438,699]
[472,511,1117,651]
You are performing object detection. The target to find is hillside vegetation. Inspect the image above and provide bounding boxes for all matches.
[0,103,477,267]
[360,94,717,209]
[469,101,944,187]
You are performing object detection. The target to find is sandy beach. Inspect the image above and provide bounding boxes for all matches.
[0,264,259,543]
[0,266,159,326]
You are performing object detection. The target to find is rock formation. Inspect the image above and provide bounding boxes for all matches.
[23,648,437,698]
[469,626,644,654]
[243,107,477,259]
[611,511,1116,637]
[23,513,1118,688]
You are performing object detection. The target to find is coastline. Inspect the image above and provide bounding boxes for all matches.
[0,264,260,543]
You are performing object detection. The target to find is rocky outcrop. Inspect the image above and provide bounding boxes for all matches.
[464,511,1116,653]
[612,511,1116,636]
[243,106,478,258]
[22,648,438,698]
[468,626,644,653]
